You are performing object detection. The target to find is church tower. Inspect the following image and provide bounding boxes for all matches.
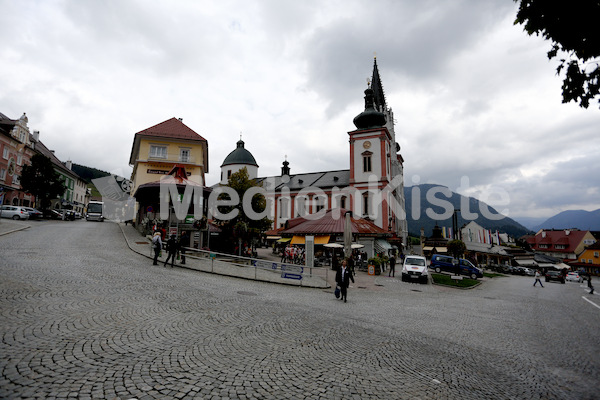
[348,58,407,247]
[220,137,259,184]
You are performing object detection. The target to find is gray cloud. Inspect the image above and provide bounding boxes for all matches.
[1,0,598,220]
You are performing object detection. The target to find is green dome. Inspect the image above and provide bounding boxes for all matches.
[221,139,258,167]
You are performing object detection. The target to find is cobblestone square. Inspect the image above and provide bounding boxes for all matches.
[1,221,598,399]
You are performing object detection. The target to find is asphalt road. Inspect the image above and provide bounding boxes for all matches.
[1,220,598,399]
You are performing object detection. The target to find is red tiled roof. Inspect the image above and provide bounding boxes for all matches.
[530,230,590,253]
[281,208,388,236]
[135,118,206,142]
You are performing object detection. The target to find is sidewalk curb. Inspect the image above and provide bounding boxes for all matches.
[0,223,30,236]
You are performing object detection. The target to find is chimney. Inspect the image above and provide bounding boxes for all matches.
[178,118,183,122]
[565,229,570,236]
[32,130,39,142]
[65,160,72,170]
[542,231,546,238]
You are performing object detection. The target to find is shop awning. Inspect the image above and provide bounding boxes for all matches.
[266,236,282,240]
[423,246,434,251]
[291,235,304,245]
[375,239,393,254]
[315,235,330,245]
[277,237,292,243]
[435,247,448,253]
[290,235,330,245]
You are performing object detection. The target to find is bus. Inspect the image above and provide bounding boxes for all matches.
[86,201,105,222]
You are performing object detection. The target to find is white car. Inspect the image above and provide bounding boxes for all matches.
[0,205,30,220]
[565,272,580,282]
[401,255,429,284]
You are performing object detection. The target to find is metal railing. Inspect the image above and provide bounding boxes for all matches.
[179,247,330,288]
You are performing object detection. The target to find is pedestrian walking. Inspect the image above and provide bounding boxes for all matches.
[336,259,355,303]
[588,274,594,295]
[151,232,162,266]
[164,234,177,268]
[533,270,544,287]
[389,255,396,277]
[179,231,189,265]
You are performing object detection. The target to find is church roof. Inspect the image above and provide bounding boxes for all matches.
[256,169,350,191]
[371,57,387,112]
[221,139,258,167]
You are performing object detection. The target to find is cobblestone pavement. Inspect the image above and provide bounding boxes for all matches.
[1,220,599,399]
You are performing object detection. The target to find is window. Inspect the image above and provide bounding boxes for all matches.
[180,148,190,162]
[279,198,290,218]
[149,145,167,159]
[594,251,599,257]
[227,170,232,179]
[0,168,6,180]
[363,193,370,216]
[581,258,586,263]
[362,154,372,172]
[589,259,593,264]
[17,154,22,166]
[340,196,347,209]
[2,147,8,160]
[314,196,326,213]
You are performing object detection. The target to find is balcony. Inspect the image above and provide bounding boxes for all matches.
[144,153,197,164]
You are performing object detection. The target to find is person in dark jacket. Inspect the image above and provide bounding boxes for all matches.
[179,231,189,265]
[389,255,396,277]
[336,259,355,303]
[588,274,594,295]
[164,234,178,268]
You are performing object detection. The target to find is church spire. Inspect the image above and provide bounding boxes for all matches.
[371,57,386,112]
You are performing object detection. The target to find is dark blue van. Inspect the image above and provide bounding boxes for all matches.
[430,254,483,279]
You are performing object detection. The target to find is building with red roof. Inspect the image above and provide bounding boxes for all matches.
[129,118,210,236]
[526,229,597,261]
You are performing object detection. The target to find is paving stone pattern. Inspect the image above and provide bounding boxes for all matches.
[1,221,598,399]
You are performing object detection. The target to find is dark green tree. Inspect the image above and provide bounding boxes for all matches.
[20,154,66,210]
[514,0,600,108]
[447,239,466,260]
[215,167,272,255]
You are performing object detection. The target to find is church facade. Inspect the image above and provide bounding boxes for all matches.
[219,59,408,248]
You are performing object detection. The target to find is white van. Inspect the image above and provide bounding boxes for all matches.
[401,255,429,284]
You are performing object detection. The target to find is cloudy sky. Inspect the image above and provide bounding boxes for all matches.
[1,0,599,223]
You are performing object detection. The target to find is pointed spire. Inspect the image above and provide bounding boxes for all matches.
[371,57,386,112]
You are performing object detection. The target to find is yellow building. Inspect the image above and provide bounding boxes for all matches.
[129,117,208,227]
[570,241,600,276]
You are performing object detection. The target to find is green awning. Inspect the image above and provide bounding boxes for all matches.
[277,238,292,243]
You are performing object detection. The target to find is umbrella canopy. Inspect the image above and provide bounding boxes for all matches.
[324,243,344,248]
[351,243,364,249]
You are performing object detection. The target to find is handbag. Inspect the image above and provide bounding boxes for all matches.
[334,286,340,299]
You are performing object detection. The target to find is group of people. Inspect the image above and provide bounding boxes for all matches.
[281,244,305,265]
[151,230,190,267]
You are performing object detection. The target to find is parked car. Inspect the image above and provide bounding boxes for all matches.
[22,207,43,219]
[565,272,580,282]
[429,254,483,279]
[523,268,535,276]
[43,209,62,219]
[401,255,429,284]
[0,205,30,220]
[545,270,565,284]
